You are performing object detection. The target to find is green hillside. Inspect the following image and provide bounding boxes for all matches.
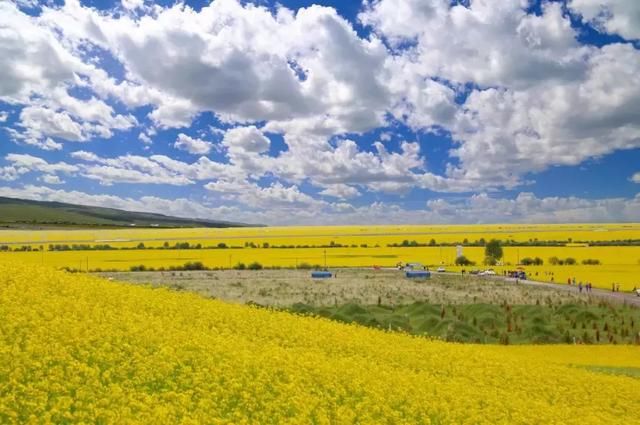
[0,197,254,228]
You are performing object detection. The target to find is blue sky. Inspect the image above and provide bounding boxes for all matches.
[1,0,639,224]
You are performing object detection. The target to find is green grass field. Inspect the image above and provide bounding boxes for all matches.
[289,302,640,344]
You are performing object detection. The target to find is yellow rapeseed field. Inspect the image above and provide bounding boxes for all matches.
[2,224,640,290]
[1,263,639,424]
[2,223,640,247]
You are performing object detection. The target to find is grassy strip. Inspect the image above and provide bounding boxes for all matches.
[579,365,640,379]
[288,301,640,345]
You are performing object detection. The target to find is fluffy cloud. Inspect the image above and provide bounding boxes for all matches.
[0,2,80,103]
[448,43,640,186]
[66,151,236,185]
[361,1,586,89]
[426,192,640,224]
[41,0,389,134]
[631,172,640,183]
[0,166,25,182]
[318,184,360,199]
[1,0,639,221]
[361,0,640,189]
[205,178,323,210]
[12,152,196,186]
[2,184,637,225]
[223,126,270,154]
[138,133,152,145]
[40,174,64,185]
[5,153,78,175]
[0,2,136,148]
[569,0,640,40]
[174,134,213,155]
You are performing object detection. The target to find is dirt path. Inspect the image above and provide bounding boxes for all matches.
[438,271,640,307]
[515,277,640,307]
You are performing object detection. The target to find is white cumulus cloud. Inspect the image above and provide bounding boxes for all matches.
[174,133,213,155]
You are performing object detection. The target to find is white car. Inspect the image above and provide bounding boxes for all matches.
[437,267,446,272]
[483,269,496,275]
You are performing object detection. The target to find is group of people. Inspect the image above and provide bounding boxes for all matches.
[505,270,527,280]
[567,277,593,293]
[567,278,639,295]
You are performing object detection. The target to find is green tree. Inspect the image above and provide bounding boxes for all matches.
[484,256,497,266]
[484,239,503,261]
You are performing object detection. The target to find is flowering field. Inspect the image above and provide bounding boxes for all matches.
[2,223,640,247]
[1,263,639,423]
[2,246,640,290]
[2,223,640,289]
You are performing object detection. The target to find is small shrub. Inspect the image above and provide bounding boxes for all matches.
[183,261,206,271]
[581,259,601,265]
[247,262,263,270]
[455,256,475,266]
[130,265,147,272]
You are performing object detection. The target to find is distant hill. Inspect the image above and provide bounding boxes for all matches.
[0,197,257,229]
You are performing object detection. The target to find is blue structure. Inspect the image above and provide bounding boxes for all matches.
[405,270,431,279]
[311,271,333,279]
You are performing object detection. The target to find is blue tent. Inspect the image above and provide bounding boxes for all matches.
[311,271,332,279]
[405,270,431,279]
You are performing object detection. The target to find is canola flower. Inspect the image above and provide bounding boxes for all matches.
[1,263,639,424]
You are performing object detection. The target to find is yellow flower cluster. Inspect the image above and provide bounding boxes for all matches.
[1,263,639,424]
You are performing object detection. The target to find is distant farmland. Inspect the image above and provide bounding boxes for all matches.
[2,223,640,290]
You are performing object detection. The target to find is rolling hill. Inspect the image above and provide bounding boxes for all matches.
[0,197,255,228]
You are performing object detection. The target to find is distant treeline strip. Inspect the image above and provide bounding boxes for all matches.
[63,260,327,274]
[3,238,640,252]
[387,239,640,247]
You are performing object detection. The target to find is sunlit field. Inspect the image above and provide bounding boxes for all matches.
[2,224,640,290]
[1,263,638,423]
[2,223,640,247]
